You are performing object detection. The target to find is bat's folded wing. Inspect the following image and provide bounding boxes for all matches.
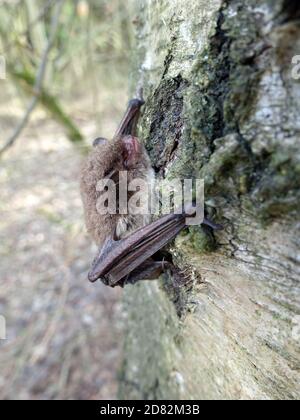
[88,213,186,285]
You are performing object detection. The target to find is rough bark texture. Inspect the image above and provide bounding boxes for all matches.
[119,0,300,400]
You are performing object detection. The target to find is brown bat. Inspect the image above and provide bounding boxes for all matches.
[80,95,222,287]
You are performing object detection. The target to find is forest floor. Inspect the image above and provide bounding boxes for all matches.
[0,96,125,400]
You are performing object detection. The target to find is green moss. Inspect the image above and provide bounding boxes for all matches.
[189,226,217,253]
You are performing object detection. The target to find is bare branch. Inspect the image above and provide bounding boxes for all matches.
[0,0,65,158]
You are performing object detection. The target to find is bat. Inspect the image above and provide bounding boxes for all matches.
[80,93,222,287]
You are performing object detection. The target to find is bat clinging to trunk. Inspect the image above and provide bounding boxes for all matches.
[80,94,222,287]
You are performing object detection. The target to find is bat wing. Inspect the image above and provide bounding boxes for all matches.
[88,212,186,285]
[109,216,223,285]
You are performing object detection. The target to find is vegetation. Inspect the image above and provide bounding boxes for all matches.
[0,0,133,154]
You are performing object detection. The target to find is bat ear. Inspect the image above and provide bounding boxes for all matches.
[93,137,108,147]
[122,135,141,168]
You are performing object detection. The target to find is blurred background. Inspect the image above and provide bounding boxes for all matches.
[0,0,135,400]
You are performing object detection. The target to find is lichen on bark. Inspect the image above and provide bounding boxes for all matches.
[120,0,300,400]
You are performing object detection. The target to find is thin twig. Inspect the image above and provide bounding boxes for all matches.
[0,0,64,158]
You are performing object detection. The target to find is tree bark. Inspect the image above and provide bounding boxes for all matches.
[120,0,300,400]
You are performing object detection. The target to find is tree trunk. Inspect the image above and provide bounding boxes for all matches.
[120,0,300,400]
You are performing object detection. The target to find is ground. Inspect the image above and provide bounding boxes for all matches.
[0,97,124,400]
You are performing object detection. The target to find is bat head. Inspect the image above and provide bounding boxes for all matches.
[90,133,151,175]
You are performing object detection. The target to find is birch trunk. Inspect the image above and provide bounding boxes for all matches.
[120,0,300,400]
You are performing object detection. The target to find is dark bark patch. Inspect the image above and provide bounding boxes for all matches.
[145,75,188,174]
[280,0,300,23]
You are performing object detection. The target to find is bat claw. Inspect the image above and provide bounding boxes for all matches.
[202,217,223,231]
[128,98,144,108]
